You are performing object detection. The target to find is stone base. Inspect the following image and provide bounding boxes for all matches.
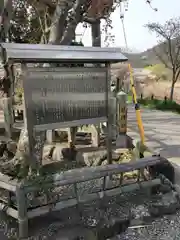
[76,147,107,166]
[116,134,134,149]
[44,126,102,146]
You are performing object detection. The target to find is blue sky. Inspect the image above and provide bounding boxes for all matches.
[76,0,180,52]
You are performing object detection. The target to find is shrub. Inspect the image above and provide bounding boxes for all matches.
[138,97,180,113]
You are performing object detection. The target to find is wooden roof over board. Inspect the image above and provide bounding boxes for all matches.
[1,43,128,63]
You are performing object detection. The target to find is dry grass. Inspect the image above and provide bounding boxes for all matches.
[141,81,180,103]
[111,63,180,103]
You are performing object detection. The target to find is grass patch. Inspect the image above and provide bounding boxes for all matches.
[127,94,133,103]
[138,97,180,113]
[144,64,171,81]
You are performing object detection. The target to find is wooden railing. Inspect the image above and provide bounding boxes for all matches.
[0,154,163,238]
[138,92,180,104]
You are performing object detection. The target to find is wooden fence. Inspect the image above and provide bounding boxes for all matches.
[138,92,180,104]
[0,154,163,238]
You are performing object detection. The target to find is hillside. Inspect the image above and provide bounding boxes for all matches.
[124,44,162,68]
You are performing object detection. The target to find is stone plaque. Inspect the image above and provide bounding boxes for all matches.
[23,67,108,130]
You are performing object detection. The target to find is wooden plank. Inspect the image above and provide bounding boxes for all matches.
[0,181,16,192]
[27,178,161,219]
[50,155,162,185]
[1,43,127,63]
[24,155,162,191]
[0,173,19,191]
[0,203,18,219]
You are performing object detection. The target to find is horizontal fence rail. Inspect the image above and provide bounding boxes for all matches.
[138,92,180,104]
[0,133,165,238]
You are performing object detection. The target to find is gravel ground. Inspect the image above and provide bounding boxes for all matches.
[0,188,180,239]
[117,212,180,240]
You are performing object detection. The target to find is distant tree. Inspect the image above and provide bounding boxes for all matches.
[146,18,180,100]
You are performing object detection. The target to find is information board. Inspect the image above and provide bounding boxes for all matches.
[23,67,108,130]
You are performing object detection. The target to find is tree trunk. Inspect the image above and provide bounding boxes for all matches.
[49,0,90,45]
[91,20,101,47]
[0,0,13,139]
[170,78,176,101]
[60,0,89,45]
[48,0,70,44]
[0,0,12,32]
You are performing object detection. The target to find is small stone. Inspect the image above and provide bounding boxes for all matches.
[43,144,64,161]
[7,141,17,154]
[131,205,150,221]
[61,147,77,161]
[173,184,180,197]
[148,158,175,184]
[159,184,172,194]
[81,150,107,166]
[96,218,130,240]
[43,145,56,160]
[148,191,180,217]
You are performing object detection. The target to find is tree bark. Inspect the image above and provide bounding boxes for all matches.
[48,0,70,44]
[60,0,89,45]
[91,20,101,47]
[0,0,12,33]
[170,78,175,101]
[0,0,13,139]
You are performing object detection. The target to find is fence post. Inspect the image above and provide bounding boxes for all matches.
[2,97,13,139]
[91,124,101,147]
[109,96,117,140]
[16,186,28,239]
[68,126,78,146]
[116,91,127,135]
[115,91,130,148]
[46,130,56,144]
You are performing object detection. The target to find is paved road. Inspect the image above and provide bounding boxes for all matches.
[127,104,180,184]
[127,104,180,158]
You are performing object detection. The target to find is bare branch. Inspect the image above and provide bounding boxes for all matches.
[146,18,180,100]
[0,0,12,34]
[32,4,48,43]
[175,68,180,82]
[60,0,90,45]
[27,0,56,9]
[174,37,180,70]
[153,47,171,69]
[167,38,175,68]
[48,0,70,44]
[146,19,180,70]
